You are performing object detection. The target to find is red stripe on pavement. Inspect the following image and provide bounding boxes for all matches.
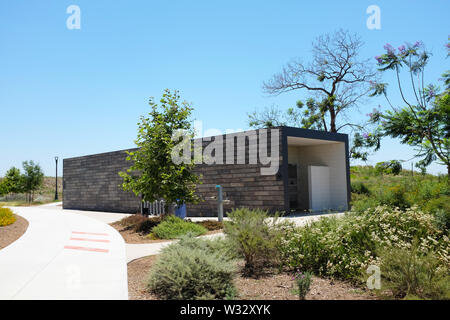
[72,231,109,236]
[64,245,109,253]
[70,237,110,243]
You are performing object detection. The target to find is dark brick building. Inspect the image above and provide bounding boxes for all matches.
[63,127,350,216]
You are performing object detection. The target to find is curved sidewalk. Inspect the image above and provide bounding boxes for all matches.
[0,206,128,300]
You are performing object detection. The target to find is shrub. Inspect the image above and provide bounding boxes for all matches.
[351,181,371,195]
[375,160,402,175]
[378,241,450,300]
[224,208,289,275]
[0,207,16,226]
[434,209,450,231]
[376,184,410,209]
[148,235,237,300]
[293,271,312,300]
[151,215,207,239]
[118,214,147,228]
[280,206,449,281]
[350,195,380,214]
[195,220,224,231]
[117,214,164,234]
[135,216,163,234]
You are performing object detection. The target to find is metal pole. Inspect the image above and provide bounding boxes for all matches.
[216,185,223,222]
[55,156,58,201]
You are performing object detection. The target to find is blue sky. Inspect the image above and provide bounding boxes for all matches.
[0,0,449,176]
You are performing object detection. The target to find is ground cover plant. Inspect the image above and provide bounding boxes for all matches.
[150,215,207,239]
[147,235,237,300]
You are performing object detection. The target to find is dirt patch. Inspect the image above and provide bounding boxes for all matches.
[128,255,159,300]
[127,255,377,300]
[111,222,222,244]
[0,215,29,250]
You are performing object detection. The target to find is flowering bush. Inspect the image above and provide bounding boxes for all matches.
[280,206,449,281]
[0,207,16,226]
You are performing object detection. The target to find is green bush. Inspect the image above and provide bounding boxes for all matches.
[375,160,402,175]
[117,214,163,234]
[118,214,148,228]
[135,216,163,234]
[0,207,16,226]
[434,209,450,231]
[377,184,410,209]
[148,235,237,300]
[378,241,450,300]
[194,220,224,231]
[280,206,449,281]
[293,271,312,300]
[350,195,380,213]
[351,181,371,195]
[224,208,289,275]
[151,215,207,239]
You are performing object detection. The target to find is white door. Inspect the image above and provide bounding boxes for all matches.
[308,165,330,212]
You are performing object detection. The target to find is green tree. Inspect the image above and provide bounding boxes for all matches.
[371,41,449,176]
[22,161,44,203]
[0,179,6,197]
[0,167,23,197]
[119,89,200,212]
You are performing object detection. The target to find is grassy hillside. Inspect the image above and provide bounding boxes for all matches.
[0,177,63,206]
[350,165,449,217]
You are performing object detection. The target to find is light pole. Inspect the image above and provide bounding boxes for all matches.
[55,156,59,201]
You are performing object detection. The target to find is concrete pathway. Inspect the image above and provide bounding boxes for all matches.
[0,206,128,300]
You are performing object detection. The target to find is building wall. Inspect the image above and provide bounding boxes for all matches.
[63,129,286,216]
[63,149,140,213]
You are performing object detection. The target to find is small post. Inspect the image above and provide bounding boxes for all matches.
[54,156,59,201]
[216,185,223,222]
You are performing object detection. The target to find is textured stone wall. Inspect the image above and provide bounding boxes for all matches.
[187,129,285,217]
[63,149,140,213]
[63,129,286,216]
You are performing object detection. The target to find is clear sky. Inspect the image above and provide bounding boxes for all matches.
[0,0,449,176]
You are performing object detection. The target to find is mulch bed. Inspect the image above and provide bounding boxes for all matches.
[127,255,377,300]
[110,222,223,244]
[0,214,29,250]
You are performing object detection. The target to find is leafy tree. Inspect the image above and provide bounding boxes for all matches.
[370,41,450,176]
[22,161,44,203]
[375,160,402,175]
[0,167,23,197]
[248,29,380,160]
[119,89,200,212]
[0,179,5,197]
